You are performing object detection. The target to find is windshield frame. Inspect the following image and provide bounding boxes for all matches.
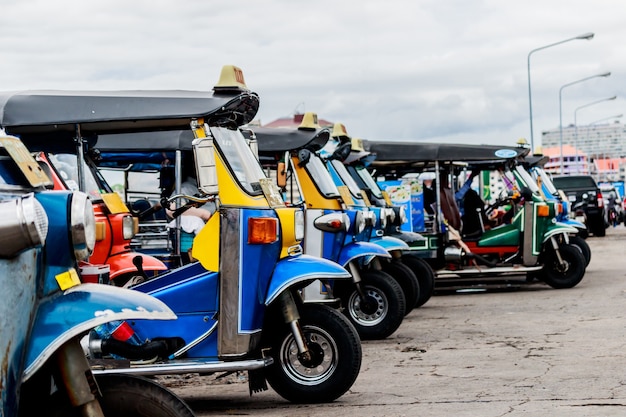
[353,164,384,199]
[210,126,266,196]
[303,153,341,198]
[330,159,364,200]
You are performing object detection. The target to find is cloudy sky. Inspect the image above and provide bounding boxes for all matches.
[2,1,624,151]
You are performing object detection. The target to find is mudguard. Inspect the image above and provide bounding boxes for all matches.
[338,240,390,267]
[542,222,579,243]
[107,251,168,280]
[265,255,351,305]
[23,283,175,381]
[370,235,409,252]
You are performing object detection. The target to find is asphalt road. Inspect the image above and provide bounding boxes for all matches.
[166,226,626,416]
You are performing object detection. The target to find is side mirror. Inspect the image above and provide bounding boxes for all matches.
[193,137,219,195]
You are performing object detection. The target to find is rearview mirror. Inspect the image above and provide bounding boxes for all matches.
[193,137,219,195]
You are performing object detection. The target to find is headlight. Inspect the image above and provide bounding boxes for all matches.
[122,215,135,240]
[354,210,366,234]
[0,194,48,258]
[398,205,408,225]
[294,209,305,241]
[380,209,387,229]
[70,192,96,261]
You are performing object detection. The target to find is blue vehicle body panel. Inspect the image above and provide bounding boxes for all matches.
[0,248,39,416]
[338,241,390,266]
[265,254,351,305]
[24,283,175,380]
[370,235,409,252]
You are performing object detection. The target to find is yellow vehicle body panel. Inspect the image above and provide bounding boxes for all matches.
[293,157,342,210]
[192,210,220,272]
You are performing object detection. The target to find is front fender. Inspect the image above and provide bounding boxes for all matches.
[24,283,175,381]
[338,241,391,267]
[107,251,168,280]
[369,235,409,252]
[542,222,579,243]
[265,255,351,305]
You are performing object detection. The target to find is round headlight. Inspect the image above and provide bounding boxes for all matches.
[354,210,366,234]
[398,205,408,225]
[294,209,305,241]
[0,194,48,258]
[380,209,387,229]
[70,192,96,261]
[122,215,135,240]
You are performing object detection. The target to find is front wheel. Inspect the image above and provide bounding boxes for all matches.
[264,304,362,403]
[381,259,420,315]
[569,235,591,266]
[540,244,586,289]
[401,254,435,308]
[334,269,406,340]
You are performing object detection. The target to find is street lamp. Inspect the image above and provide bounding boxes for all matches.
[527,32,595,153]
[574,95,617,173]
[559,71,611,173]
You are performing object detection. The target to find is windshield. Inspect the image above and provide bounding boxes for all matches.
[330,160,363,199]
[514,165,539,194]
[49,153,105,201]
[534,167,558,195]
[304,153,340,197]
[211,127,266,195]
[354,165,384,199]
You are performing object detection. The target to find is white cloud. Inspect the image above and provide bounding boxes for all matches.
[0,0,624,151]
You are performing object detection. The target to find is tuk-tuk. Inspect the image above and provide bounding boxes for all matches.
[521,155,591,265]
[0,136,192,413]
[0,66,362,404]
[322,128,436,308]
[363,140,587,289]
[253,115,408,340]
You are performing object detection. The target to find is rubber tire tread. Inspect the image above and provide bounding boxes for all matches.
[401,254,435,308]
[335,269,406,340]
[264,304,362,403]
[569,235,591,266]
[540,244,586,289]
[382,259,420,315]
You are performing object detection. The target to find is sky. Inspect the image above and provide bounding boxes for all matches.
[2,0,625,152]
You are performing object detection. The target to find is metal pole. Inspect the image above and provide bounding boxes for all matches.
[574,96,617,174]
[527,32,594,152]
[558,72,611,173]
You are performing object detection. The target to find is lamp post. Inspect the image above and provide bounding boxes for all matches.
[574,95,617,174]
[559,71,611,173]
[527,32,595,153]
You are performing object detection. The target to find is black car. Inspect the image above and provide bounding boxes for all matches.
[552,175,606,237]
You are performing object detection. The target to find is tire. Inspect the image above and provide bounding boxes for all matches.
[381,259,420,315]
[401,254,435,308]
[540,244,586,289]
[334,269,406,340]
[569,235,591,266]
[264,304,362,403]
[24,373,195,417]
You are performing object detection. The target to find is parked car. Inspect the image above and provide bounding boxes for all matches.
[551,175,606,237]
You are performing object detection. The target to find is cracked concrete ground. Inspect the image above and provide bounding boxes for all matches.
[168,226,626,416]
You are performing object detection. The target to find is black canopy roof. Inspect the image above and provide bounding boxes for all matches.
[363,140,528,163]
[0,89,259,137]
[252,126,331,153]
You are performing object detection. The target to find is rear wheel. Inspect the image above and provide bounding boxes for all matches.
[264,304,362,403]
[382,259,420,315]
[540,244,586,289]
[334,269,406,340]
[401,254,435,308]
